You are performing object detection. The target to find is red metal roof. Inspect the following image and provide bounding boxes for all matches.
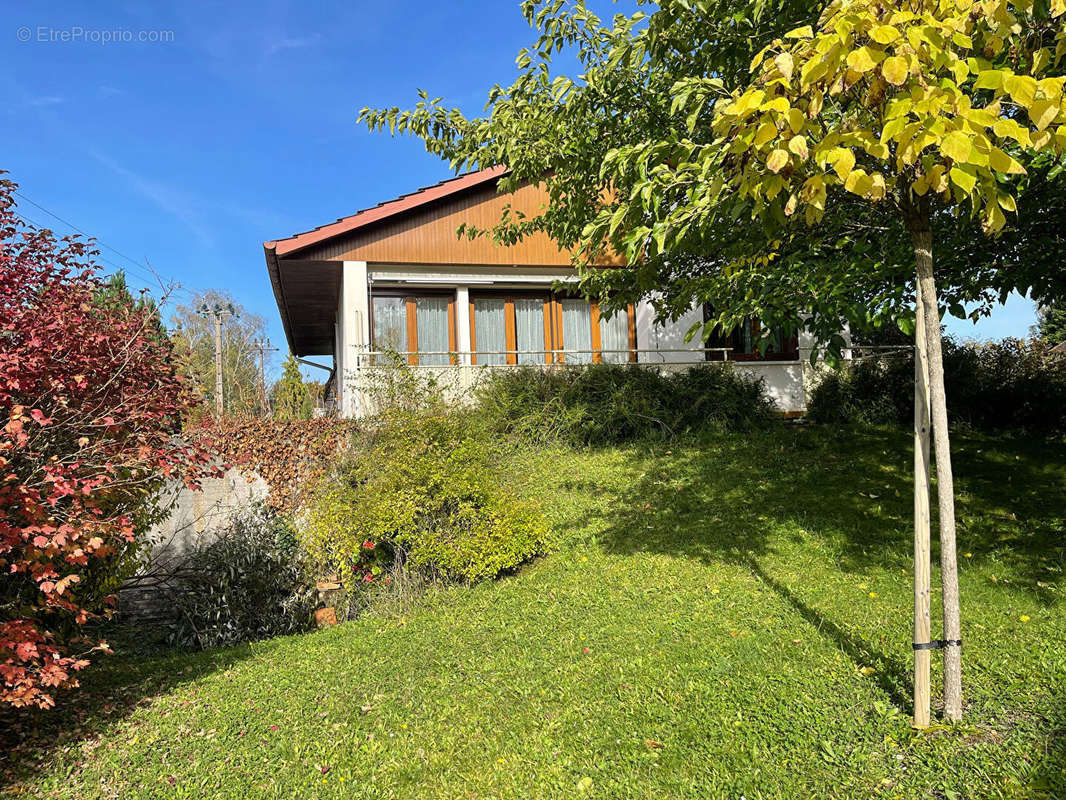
[264,165,509,258]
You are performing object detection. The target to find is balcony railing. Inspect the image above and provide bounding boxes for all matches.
[355,347,741,367]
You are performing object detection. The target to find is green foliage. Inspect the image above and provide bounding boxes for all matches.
[168,504,316,650]
[1036,302,1066,346]
[302,402,551,585]
[477,363,776,446]
[809,339,1066,434]
[8,429,1066,798]
[270,354,321,420]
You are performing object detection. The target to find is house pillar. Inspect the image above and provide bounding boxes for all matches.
[338,260,369,418]
[455,286,472,365]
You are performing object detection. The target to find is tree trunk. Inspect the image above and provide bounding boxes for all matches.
[913,291,932,728]
[906,207,963,722]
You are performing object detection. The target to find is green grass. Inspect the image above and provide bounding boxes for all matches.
[2,426,1064,799]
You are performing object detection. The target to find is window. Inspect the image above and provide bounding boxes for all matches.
[598,308,630,364]
[371,294,455,365]
[471,294,551,366]
[702,306,798,361]
[470,292,635,365]
[559,299,593,364]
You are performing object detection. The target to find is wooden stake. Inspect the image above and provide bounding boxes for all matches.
[913,291,932,729]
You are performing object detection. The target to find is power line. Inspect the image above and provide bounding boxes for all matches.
[9,190,196,301]
[12,189,158,280]
[10,208,196,307]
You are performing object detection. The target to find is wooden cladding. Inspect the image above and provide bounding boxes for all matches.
[296,182,621,267]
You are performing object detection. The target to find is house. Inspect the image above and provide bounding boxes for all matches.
[264,167,815,418]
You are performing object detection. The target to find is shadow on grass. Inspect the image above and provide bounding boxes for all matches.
[0,628,257,792]
[565,424,1066,711]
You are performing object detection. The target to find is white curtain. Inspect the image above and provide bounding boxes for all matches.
[561,299,592,363]
[415,297,450,366]
[599,309,629,363]
[372,297,407,357]
[514,299,545,365]
[474,299,507,365]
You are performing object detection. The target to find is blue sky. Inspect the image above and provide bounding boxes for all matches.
[2,1,1036,378]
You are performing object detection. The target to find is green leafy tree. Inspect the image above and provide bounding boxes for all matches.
[1036,302,1066,345]
[271,354,322,420]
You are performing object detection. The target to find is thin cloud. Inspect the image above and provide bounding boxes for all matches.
[27,95,64,107]
[88,149,215,248]
[265,34,321,56]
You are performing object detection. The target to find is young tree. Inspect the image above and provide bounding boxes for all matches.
[592,0,1066,721]
[271,355,322,421]
[170,291,270,419]
[0,178,215,708]
[1035,302,1066,345]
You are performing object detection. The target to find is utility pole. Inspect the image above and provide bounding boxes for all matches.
[197,302,237,418]
[252,338,279,415]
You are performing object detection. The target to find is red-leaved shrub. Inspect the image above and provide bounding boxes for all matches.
[0,177,215,708]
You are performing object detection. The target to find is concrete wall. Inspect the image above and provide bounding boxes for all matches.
[120,468,269,617]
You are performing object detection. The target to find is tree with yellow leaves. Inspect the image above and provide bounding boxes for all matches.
[611,0,1066,724]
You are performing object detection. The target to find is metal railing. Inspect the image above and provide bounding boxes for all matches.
[351,346,806,367]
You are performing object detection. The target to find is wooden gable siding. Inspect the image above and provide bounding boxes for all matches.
[294,181,576,266]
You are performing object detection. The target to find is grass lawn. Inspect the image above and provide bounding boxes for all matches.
[2,426,1064,799]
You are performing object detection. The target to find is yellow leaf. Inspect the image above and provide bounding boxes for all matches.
[988,146,1023,174]
[774,52,795,81]
[787,108,806,134]
[865,141,889,159]
[870,25,900,45]
[754,122,778,147]
[845,169,873,197]
[766,149,790,173]
[869,172,887,200]
[832,148,856,181]
[952,31,973,49]
[1029,99,1059,131]
[998,193,1017,212]
[984,202,1006,233]
[951,60,970,85]
[763,97,790,114]
[784,193,798,216]
[993,118,1032,146]
[750,45,771,72]
[785,25,814,39]
[974,70,1003,91]
[1004,74,1037,107]
[788,135,809,159]
[949,166,977,193]
[846,46,882,73]
[882,56,908,86]
[940,131,972,163]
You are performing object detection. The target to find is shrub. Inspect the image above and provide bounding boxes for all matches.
[0,178,213,708]
[476,363,775,446]
[808,338,1066,434]
[302,402,551,589]
[168,504,315,650]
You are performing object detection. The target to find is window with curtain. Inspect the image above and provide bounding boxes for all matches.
[372,297,407,357]
[598,309,629,364]
[415,297,451,366]
[372,294,454,365]
[514,299,545,365]
[473,298,508,365]
[560,299,593,364]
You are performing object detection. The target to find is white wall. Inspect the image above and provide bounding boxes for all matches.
[334,270,811,416]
